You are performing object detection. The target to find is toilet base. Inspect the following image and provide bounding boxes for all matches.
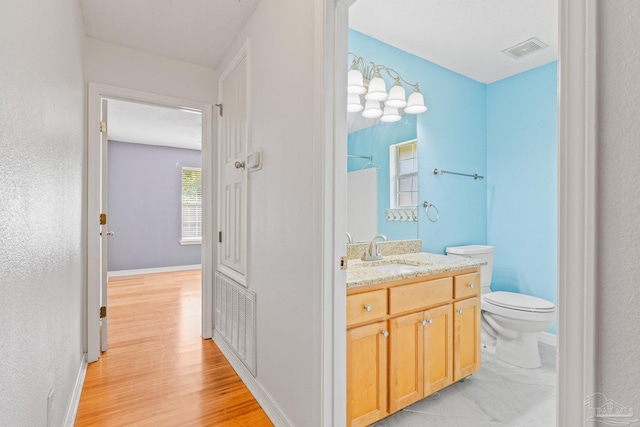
[495,332,541,368]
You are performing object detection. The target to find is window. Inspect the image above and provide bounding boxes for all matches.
[181,167,202,244]
[391,140,418,208]
[387,140,418,222]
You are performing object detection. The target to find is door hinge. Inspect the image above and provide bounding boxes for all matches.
[100,306,107,319]
[340,256,348,270]
[215,103,223,117]
[99,121,107,133]
[218,231,222,243]
[100,213,107,225]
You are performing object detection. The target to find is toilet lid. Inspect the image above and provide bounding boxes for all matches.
[483,291,555,313]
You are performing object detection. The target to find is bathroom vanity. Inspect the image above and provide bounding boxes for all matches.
[346,252,483,427]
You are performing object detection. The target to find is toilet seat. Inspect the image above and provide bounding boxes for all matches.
[483,291,555,313]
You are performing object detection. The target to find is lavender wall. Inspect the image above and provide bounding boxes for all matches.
[107,141,202,271]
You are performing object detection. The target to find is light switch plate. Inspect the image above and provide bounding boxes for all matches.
[247,149,263,171]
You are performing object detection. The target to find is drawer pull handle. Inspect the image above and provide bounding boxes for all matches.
[381,330,389,338]
[457,309,464,315]
[468,283,475,288]
[363,305,372,312]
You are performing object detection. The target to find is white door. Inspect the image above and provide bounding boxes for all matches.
[99,98,111,352]
[219,55,248,282]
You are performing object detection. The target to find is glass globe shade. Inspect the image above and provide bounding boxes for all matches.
[404,89,427,114]
[347,93,363,113]
[361,99,383,119]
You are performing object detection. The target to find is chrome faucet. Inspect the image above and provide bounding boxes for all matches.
[361,234,387,261]
[346,232,353,244]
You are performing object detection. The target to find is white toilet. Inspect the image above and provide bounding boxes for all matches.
[445,245,555,369]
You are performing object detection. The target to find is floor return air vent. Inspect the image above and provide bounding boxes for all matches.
[214,272,257,376]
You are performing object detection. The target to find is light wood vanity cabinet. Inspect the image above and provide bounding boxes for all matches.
[347,269,481,427]
[347,320,388,427]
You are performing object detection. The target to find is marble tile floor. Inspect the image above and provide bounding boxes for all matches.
[372,342,557,427]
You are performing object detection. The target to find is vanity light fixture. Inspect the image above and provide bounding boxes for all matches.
[347,52,427,122]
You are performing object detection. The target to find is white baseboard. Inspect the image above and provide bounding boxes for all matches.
[537,331,557,347]
[108,264,202,277]
[64,353,87,427]
[213,331,293,427]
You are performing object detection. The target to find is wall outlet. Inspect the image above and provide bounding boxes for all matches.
[47,388,54,427]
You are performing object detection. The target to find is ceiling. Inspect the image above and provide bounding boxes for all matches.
[106,99,202,151]
[80,0,557,146]
[80,0,260,69]
[349,0,558,84]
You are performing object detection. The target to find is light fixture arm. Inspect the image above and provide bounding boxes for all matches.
[348,52,420,90]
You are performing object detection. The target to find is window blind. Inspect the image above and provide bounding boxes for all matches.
[182,167,202,241]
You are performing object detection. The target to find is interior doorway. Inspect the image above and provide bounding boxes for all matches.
[326,0,598,425]
[87,83,214,363]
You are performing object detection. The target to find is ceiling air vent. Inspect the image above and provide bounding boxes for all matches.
[502,37,548,59]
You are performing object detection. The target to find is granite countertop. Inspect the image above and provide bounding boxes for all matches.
[346,252,482,289]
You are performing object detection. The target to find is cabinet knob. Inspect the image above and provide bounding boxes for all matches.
[427,319,433,324]
[363,305,372,312]
[468,283,475,288]
[457,309,464,315]
[421,320,427,326]
[381,330,389,338]
[421,319,433,326]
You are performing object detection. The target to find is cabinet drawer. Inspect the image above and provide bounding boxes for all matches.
[454,272,481,299]
[347,290,387,326]
[389,278,452,315]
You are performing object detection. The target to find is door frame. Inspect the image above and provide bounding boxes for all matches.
[86,82,215,363]
[321,0,598,425]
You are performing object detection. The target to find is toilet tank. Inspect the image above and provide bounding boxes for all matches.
[445,245,494,289]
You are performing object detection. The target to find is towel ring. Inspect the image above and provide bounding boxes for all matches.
[422,201,440,223]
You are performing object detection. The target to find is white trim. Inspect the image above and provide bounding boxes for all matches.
[557,0,598,425]
[323,1,355,425]
[538,332,558,348]
[63,354,87,427]
[107,264,202,277]
[179,239,202,245]
[213,332,293,427]
[87,82,214,361]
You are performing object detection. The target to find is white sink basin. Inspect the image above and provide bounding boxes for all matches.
[368,263,423,274]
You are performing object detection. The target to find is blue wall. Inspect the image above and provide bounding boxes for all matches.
[348,115,417,240]
[107,141,202,271]
[349,30,487,254]
[486,63,558,332]
[350,30,557,333]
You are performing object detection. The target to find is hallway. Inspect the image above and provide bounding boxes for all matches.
[75,270,272,426]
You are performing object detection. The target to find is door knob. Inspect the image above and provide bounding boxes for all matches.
[100,231,115,237]
[235,161,246,170]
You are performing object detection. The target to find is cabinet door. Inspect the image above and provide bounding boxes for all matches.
[454,297,481,380]
[388,312,423,413]
[347,321,388,427]
[423,304,453,395]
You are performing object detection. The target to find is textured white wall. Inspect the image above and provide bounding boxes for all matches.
[84,37,217,104]
[598,0,640,413]
[0,0,86,425]
[216,0,320,425]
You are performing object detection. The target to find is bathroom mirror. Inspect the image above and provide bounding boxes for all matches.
[346,114,419,243]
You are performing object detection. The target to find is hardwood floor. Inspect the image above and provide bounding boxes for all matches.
[75,270,273,426]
